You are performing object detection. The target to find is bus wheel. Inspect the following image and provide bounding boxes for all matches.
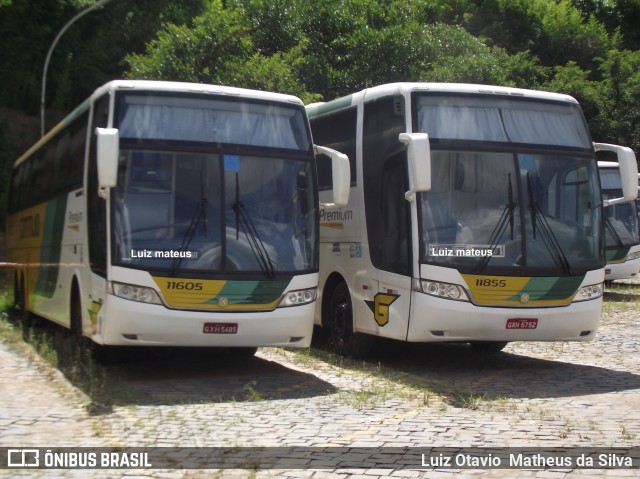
[469,341,508,353]
[327,282,371,357]
[13,273,24,314]
[70,285,83,341]
[15,275,34,340]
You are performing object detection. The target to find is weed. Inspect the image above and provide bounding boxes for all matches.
[447,391,487,410]
[621,426,635,441]
[243,380,262,401]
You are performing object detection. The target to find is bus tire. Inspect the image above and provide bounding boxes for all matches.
[13,272,24,314]
[327,282,371,357]
[469,341,508,353]
[70,283,83,341]
[15,274,34,340]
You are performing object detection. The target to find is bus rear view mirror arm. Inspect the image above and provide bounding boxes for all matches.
[315,145,350,208]
[594,142,638,207]
[399,132,431,202]
[96,127,119,199]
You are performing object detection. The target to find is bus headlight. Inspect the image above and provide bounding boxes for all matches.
[626,251,640,261]
[414,279,470,302]
[278,287,318,307]
[573,284,603,302]
[108,281,163,305]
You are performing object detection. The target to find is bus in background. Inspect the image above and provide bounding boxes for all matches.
[307,83,637,356]
[598,161,640,281]
[637,173,640,247]
[7,80,349,357]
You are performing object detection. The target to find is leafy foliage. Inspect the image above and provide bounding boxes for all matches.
[2,0,640,154]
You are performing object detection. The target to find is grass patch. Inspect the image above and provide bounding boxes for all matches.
[0,294,113,414]
[602,281,640,319]
[0,292,22,345]
[446,391,487,410]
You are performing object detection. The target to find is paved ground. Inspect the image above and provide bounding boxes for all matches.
[0,282,639,479]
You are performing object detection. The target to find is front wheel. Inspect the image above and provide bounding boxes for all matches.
[326,282,371,357]
[70,285,84,340]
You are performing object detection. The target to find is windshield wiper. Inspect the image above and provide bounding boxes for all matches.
[232,173,276,278]
[171,175,208,275]
[476,173,517,272]
[526,172,572,274]
[604,217,625,248]
[171,195,208,275]
[233,201,276,278]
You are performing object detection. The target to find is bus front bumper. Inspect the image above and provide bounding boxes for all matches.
[604,257,640,281]
[94,295,314,348]
[407,292,601,343]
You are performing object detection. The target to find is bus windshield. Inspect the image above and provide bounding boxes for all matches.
[600,168,640,249]
[118,93,310,150]
[415,94,602,275]
[415,94,591,148]
[112,93,317,275]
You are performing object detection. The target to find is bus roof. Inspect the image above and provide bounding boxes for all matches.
[17,80,305,167]
[305,82,579,118]
[90,80,305,106]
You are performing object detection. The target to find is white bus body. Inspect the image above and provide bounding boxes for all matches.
[7,80,349,352]
[598,161,640,280]
[307,83,637,355]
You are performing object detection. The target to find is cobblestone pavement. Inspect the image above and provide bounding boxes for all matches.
[0,282,639,479]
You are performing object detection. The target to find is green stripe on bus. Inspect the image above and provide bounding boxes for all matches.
[209,280,290,305]
[34,196,68,298]
[606,247,630,263]
[525,276,584,301]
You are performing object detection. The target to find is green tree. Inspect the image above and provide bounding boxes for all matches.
[451,0,614,74]
[595,49,640,151]
[0,0,206,117]
[234,0,544,99]
[572,0,640,51]
[545,50,640,152]
[125,0,318,102]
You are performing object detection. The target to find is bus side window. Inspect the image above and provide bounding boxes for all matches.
[363,96,407,272]
[309,106,357,191]
[379,155,411,275]
[88,95,109,276]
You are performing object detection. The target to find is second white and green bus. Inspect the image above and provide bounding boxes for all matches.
[598,161,640,280]
[7,80,349,356]
[307,82,637,355]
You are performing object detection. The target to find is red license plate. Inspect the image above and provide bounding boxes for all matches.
[203,322,238,334]
[506,318,538,330]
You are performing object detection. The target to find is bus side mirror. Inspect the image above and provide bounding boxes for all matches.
[96,127,119,199]
[594,143,639,207]
[315,145,350,207]
[400,132,431,202]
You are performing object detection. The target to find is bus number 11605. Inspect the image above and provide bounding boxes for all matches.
[166,281,204,291]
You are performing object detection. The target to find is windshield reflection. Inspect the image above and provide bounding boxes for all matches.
[112,150,317,274]
[599,167,640,249]
[419,151,602,274]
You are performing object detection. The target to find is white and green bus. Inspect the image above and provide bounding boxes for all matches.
[7,80,349,355]
[307,82,637,355]
[598,161,640,280]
